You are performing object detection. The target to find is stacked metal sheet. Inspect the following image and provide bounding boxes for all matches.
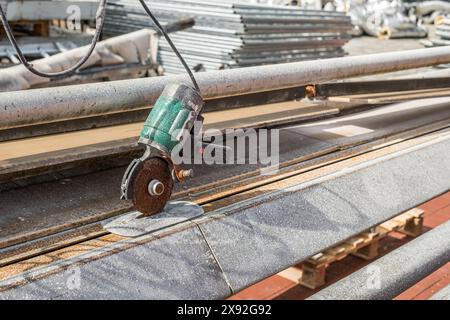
[104,0,352,74]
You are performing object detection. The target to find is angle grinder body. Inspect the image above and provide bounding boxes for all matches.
[121,83,204,216]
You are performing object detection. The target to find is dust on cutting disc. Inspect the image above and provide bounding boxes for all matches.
[132,157,174,216]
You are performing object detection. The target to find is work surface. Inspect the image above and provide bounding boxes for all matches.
[1,92,450,299]
[1,34,449,299]
[1,97,449,246]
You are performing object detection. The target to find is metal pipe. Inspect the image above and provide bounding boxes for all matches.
[2,46,450,129]
[378,27,428,40]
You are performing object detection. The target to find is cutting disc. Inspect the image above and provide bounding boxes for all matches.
[132,157,174,216]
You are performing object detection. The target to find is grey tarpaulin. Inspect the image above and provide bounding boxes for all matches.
[0,29,159,92]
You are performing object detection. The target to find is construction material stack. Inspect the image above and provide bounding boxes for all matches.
[104,0,352,74]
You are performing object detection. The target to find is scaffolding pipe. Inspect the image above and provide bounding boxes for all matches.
[2,46,450,129]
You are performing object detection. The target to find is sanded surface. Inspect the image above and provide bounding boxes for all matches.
[103,201,204,237]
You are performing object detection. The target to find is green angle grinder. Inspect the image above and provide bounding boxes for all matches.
[120,84,204,216]
[119,1,206,217]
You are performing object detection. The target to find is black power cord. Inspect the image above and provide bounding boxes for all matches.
[0,0,200,92]
[138,0,199,91]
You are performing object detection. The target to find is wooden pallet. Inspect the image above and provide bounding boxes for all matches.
[0,20,50,37]
[300,208,424,289]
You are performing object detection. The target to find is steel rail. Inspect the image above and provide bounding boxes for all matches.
[2,47,450,129]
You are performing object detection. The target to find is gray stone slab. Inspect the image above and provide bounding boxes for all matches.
[0,226,231,300]
[102,201,204,237]
[198,136,450,292]
[309,220,450,300]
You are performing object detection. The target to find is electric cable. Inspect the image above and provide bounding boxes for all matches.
[0,0,199,91]
[138,0,200,91]
[0,0,107,78]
